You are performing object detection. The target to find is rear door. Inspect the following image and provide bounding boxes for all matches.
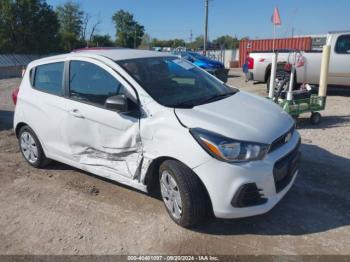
[25,61,72,159]
[329,34,350,85]
[63,58,142,179]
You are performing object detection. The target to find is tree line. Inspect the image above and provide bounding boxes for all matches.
[0,0,145,54]
[0,0,241,54]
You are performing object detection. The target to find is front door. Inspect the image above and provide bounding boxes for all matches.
[329,34,350,86]
[64,58,142,178]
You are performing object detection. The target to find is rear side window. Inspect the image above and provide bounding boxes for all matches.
[33,62,64,95]
[335,34,350,54]
[69,61,123,106]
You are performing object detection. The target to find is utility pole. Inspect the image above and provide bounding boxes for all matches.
[204,0,209,55]
[190,29,193,43]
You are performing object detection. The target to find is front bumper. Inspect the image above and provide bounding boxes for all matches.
[193,130,301,219]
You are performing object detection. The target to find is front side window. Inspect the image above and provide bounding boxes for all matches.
[117,57,237,108]
[33,62,64,96]
[69,61,124,106]
[335,34,350,54]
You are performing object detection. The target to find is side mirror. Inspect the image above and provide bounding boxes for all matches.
[105,94,128,112]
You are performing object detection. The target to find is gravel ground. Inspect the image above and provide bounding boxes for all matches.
[0,71,349,255]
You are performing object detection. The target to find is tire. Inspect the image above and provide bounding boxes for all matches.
[266,76,271,93]
[292,115,299,128]
[18,126,51,168]
[266,75,281,94]
[159,160,210,228]
[310,112,321,125]
[267,72,298,94]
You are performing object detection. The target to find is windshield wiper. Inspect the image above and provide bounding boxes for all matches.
[199,91,237,105]
[168,89,238,108]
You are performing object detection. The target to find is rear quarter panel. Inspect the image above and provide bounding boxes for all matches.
[297,52,322,84]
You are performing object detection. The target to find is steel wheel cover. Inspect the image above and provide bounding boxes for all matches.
[160,170,183,219]
[20,132,38,164]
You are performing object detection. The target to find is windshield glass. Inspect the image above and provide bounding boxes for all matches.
[188,52,207,60]
[116,57,237,108]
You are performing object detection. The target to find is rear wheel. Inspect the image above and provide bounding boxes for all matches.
[310,112,321,125]
[159,160,210,228]
[19,126,50,168]
[266,76,271,93]
[266,72,298,93]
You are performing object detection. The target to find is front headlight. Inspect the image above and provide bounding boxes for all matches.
[190,128,269,163]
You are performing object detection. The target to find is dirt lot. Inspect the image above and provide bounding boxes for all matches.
[0,71,349,255]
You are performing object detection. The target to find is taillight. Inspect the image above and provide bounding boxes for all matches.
[284,63,292,72]
[12,87,19,105]
[248,57,254,70]
[296,55,305,68]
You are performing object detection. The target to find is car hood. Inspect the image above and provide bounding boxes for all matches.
[175,91,294,144]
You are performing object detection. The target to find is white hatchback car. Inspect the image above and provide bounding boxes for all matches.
[14,49,301,227]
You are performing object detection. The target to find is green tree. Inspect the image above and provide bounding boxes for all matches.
[150,38,162,47]
[140,33,151,49]
[150,38,185,48]
[212,35,239,49]
[112,10,145,48]
[0,0,60,53]
[171,39,186,48]
[89,34,114,47]
[56,1,84,51]
[188,35,205,50]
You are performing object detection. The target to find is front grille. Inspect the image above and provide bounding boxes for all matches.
[269,125,295,153]
[273,139,301,193]
[231,183,267,208]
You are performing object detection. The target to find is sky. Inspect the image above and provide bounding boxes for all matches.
[46,0,349,41]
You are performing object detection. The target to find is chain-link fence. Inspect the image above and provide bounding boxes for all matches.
[205,49,239,68]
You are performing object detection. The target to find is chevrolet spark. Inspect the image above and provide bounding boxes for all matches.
[13,49,300,228]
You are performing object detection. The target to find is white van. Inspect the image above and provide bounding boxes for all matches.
[13,49,300,228]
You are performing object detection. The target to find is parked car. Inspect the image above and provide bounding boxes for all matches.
[175,51,229,82]
[248,31,350,90]
[13,49,300,227]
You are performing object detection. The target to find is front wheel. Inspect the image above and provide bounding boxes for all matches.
[159,160,210,228]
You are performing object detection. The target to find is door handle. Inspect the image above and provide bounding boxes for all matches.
[70,109,85,119]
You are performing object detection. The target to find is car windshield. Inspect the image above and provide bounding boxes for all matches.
[188,52,207,60]
[116,57,237,108]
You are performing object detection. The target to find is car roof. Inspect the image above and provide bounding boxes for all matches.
[30,48,175,66]
[71,48,172,60]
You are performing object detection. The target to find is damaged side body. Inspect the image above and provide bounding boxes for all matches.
[39,55,210,193]
[65,97,209,193]
[65,98,153,190]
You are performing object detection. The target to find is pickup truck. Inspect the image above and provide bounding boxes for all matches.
[248,31,350,89]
